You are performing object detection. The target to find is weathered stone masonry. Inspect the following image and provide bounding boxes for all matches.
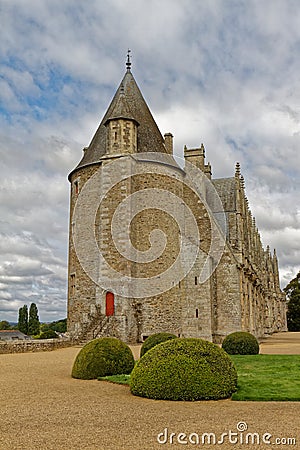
[67,63,287,343]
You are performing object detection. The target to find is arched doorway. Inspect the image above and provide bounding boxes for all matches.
[105,292,115,316]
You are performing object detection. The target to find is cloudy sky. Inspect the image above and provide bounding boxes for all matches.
[0,0,299,322]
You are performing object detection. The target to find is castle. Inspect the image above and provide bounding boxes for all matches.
[67,59,287,343]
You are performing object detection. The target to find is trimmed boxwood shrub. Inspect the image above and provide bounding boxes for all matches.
[222,331,259,355]
[140,332,177,357]
[130,338,237,401]
[72,337,135,380]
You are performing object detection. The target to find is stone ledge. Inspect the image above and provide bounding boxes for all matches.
[0,339,75,354]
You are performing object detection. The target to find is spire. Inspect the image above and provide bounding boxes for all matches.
[126,49,132,72]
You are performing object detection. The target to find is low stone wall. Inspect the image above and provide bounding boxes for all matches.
[0,339,76,354]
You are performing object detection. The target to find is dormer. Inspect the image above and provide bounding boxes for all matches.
[104,86,139,155]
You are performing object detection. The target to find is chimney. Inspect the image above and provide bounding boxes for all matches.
[164,133,173,154]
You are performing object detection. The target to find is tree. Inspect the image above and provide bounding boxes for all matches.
[40,319,67,333]
[28,303,40,336]
[0,320,11,330]
[284,271,300,331]
[38,330,58,339]
[49,319,67,333]
[18,305,28,334]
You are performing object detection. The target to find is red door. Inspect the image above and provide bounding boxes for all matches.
[106,292,114,316]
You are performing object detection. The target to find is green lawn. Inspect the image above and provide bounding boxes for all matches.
[98,355,300,401]
[231,354,300,401]
[98,374,131,384]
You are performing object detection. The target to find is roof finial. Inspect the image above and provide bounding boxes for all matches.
[126,49,132,72]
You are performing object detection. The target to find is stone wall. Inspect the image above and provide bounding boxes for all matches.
[0,339,75,354]
[68,164,100,337]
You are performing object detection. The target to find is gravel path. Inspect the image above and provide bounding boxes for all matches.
[0,332,299,450]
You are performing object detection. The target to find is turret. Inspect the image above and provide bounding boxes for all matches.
[68,51,166,181]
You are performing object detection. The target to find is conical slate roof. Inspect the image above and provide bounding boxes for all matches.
[69,69,166,178]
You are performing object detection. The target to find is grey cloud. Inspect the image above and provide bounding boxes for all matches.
[278,105,300,125]
[0,259,53,278]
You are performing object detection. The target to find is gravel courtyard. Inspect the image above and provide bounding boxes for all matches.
[0,332,299,450]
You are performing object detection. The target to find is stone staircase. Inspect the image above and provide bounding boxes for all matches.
[77,307,111,344]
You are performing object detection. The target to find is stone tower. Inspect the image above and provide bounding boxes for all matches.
[67,58,287,343]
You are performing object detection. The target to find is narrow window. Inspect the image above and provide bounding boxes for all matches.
[74,180,79,195]
[105,292,115,316]
[195,276,198,285]
[70,274,76,297]
[196,308,199,319]
[114,131,118,141]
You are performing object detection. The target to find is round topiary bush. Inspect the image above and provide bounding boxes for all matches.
[71,337,135,380]
[222,331,259,355]
[130,338,237,401]
[140,332,178,357]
